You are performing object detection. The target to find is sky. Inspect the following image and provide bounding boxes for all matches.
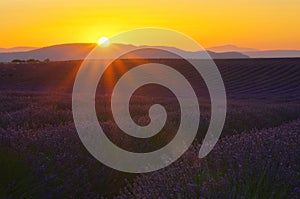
[1,0,300,50]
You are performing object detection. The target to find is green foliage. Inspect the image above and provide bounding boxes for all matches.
[11,59,40,63]
[11,59,25,63]
[0,147,42,198]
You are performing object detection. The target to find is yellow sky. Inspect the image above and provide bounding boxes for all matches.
[1,0,300,50]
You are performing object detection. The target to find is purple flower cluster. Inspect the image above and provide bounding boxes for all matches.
[116,120,300,198]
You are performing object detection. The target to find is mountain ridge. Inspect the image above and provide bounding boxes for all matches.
[207,44,258,52]
[0,43,249,62]
[0,46,37,53]
[1,43,300,62]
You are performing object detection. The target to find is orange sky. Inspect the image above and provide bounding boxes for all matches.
[1,0,300,50]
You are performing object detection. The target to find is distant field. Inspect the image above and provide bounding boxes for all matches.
[0,58,299,100]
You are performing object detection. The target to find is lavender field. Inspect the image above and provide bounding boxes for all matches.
[0,58,300,198]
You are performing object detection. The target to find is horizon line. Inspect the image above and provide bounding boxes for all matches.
[1,42,300,52]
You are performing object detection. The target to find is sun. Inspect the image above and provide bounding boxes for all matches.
[98,37,110,47]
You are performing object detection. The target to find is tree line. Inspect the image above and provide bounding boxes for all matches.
[11,58,50,63]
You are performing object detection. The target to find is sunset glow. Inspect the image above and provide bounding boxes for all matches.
[1,0,300,50]
[98,37,110,46]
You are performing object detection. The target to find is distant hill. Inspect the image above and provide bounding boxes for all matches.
[0,58,299,100]
[0,46,37,53]
[0,44,96,62]
[243,50,300,58]
[0,43,249,62]
[207,44,258,52]
[207,44,300,58]
[1,43,299,61]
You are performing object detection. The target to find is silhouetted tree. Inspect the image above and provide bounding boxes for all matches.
[11,59,25,63]
[26,59,40,63]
